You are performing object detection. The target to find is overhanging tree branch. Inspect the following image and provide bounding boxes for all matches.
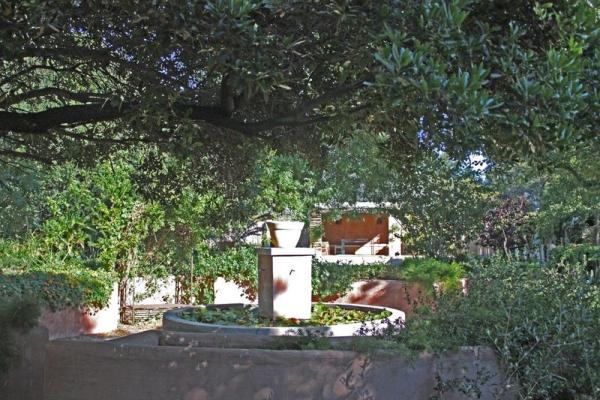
[0,149,52,164]
[0,77,371,137]
[0,103,128,134]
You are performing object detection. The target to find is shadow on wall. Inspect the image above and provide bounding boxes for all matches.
[337,280,435,317]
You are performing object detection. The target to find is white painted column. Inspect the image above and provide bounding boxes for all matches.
[257,247,315,320]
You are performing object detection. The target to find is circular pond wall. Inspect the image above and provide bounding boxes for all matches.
[163,303,404,337]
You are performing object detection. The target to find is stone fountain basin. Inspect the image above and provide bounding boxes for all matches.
[163,303,404,337]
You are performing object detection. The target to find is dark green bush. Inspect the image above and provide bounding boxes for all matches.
[398,258,464,291]
[311,260,395,300]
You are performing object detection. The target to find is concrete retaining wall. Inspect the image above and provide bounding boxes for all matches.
[42,334,514,400]
[2,327,516,400]
[336,279,433,317]
[335,279,469,317]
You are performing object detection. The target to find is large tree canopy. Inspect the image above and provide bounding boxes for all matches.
[1,0,598,165]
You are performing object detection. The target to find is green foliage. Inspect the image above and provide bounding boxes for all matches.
[478,195,535,258]
[395,257,600,399]
[246,149,318,221]
[0,157,166,312]
[0,296,40,334]
[487,146,600,253]
[0,270,113,312]
[0,296,40,376]
[2,0,597,172]
[549,244,600,266]
[535,149,600,245]
[141,185,229,283]
[320,130,398,206]
[0,149,323,311]
[319,130,492,258]
[312,260,396,301]
[0,163,44,239]
[390,153,491,258]
[376,0,599,163]
[41,161,164,274]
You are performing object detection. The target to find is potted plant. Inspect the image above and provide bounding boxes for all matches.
[266,209,305,248]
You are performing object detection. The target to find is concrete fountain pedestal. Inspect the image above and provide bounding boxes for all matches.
[257,246,314,320]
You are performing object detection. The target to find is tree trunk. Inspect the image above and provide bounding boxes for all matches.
[118,246,138,323]
[118,275,129,323]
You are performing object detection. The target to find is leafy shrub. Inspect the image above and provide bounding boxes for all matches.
[183,303,391,327]
[395,256,600,399]
[311,260,396,300]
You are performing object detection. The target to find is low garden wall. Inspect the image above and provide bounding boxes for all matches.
[37,277,179,339]
[3,328,517,400]
[335,279,429,316]
[37,283,119,339]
